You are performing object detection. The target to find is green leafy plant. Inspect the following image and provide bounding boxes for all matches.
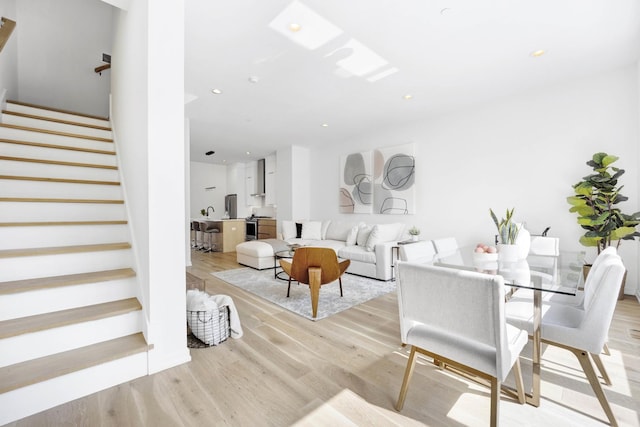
[408,226,420,236]
[490,208,519,244]
[567,152,640,253]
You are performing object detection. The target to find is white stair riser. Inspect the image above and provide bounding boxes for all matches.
[0,141,117,166]
[0,310,142,367]
[0,126,113,150]
[0,224,130,250]
[0,277,138,321]
[0,179,123,200]
[0,353,148,426]
[0,249,134,282]
[0,202,127,222]
[4,103,110,128]
[1,114,112,139]
[0,159,120,182]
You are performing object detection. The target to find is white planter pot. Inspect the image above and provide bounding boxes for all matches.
[498,244,519,262]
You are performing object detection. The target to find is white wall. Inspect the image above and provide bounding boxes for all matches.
[15,0,112,117]
[0,0,18,101]
[276,145,311,222]
[310,65,639,295]
[190,161,227,219]
[111,0,190,373]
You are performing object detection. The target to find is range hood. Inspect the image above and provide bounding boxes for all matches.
[251,158,266,196]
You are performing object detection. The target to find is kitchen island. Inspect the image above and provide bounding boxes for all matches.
[194,218,245,253]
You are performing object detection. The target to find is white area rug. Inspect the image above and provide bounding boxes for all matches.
[211,267,396,321]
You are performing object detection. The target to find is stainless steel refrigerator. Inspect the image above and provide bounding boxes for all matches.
[224,194,237,219]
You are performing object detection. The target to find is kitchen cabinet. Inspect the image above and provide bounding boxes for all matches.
[257,219,276,239]
[264,154,276,206]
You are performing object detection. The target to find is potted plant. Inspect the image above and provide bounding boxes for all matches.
[567,152,640,298]
[490,208,520,261]
[408,226,420,241]
[200,208,206,217]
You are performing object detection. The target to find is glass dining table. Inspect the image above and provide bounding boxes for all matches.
[433,246,585,407]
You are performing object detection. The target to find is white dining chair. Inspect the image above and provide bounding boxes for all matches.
[432,237,459,256]
[398,240,436,263]
[504,255,626,426]
[395,262,528,427]
[508,247,618,385]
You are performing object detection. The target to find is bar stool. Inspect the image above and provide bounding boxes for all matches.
[200,221,220,253]
[192,221,204,250]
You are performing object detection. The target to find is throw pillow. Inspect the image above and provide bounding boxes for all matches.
[301,221,322,240]
[356,224,373,247]
[366,223,403,252]
[281,221,296,240]
[321,220,332,240]
[346,225,359,246]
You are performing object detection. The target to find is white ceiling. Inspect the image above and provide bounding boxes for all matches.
[185,0,640,165]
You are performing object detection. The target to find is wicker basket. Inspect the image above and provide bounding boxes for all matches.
[187,305,230,348]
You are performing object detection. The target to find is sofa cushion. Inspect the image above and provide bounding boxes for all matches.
[308,239,346,252]
[301,221,322,240]
[325,221,359,241]
[366,223,404,251]
[356,224,373,247]
[281,221,297,240]
[321,220,332,240]
[339,245,377,264]
[346,225,359,246]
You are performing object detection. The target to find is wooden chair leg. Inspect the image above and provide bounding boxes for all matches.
[396,346,417,411]
[571,348,618,426]
[308,267,322,318]
[591,353,613,386]
[512,358,526,404]
[339,277,343,297]
[603,343,611,356]
[490,377,500,427]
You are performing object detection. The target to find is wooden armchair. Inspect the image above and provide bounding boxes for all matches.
[279,247,350,318]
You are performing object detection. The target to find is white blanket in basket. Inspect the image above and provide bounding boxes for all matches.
[186,290,243,344]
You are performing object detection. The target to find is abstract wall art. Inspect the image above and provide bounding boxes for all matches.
[372,143,415,214]
[339,151,373,213]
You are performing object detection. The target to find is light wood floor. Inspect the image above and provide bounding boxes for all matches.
[9,250,640,426]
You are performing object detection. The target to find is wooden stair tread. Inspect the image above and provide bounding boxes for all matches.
[0,333,148,394]
[0,220,128,227]
[0,297,141,339]
[0,242,131,259]
[0,268,136,295]
[0,137,115,155]
[0,175,120,186]
[2,110,112,131]
[0,124,113,143]
[6,100,109,121]
[0,155,118,170]
[0,197,124,204]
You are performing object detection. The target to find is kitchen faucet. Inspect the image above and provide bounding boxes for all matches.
[207,206,215,217]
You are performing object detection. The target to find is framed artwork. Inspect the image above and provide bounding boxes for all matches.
[339,151,373,213]
[372,143,415,214]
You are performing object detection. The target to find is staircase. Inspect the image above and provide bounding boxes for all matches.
[0,101,149,424]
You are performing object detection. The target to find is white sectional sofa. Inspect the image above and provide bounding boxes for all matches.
[236,220,406,281]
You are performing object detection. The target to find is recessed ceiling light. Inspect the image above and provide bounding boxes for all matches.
[211,88,222,94]
[403,94,413,100]
[530,50,546,57]
[289,23,302,32]
[246,151,251,155]
[440,8,452,15]
[248,76,259,83]
[321,123,329,127]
